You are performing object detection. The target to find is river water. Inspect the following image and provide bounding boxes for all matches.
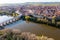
[4,20,60,40]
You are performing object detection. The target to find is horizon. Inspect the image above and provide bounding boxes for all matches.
[0,2,60,6]
[0,0,60,4]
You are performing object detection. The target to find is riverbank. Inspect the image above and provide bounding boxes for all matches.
[21,15,60,28]
[0,28,54,40]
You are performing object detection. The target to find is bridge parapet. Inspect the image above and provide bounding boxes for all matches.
[0,15,21,28]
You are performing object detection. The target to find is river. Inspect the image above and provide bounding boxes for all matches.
[4,20,60,40]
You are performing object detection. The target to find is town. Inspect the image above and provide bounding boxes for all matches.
[0,2,60,40]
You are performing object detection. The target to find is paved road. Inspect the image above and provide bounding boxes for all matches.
[5,20,60,40]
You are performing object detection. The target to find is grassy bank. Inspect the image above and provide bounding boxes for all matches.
[0,28,54,40]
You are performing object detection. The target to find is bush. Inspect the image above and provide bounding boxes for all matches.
[0,29,55,40]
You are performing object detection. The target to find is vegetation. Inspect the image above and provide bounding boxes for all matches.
[0,28,54,40]
[21,15,60,27]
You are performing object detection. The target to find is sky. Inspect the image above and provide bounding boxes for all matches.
[0,0,60,4]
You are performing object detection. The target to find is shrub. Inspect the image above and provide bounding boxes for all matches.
[0,29,55,40]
